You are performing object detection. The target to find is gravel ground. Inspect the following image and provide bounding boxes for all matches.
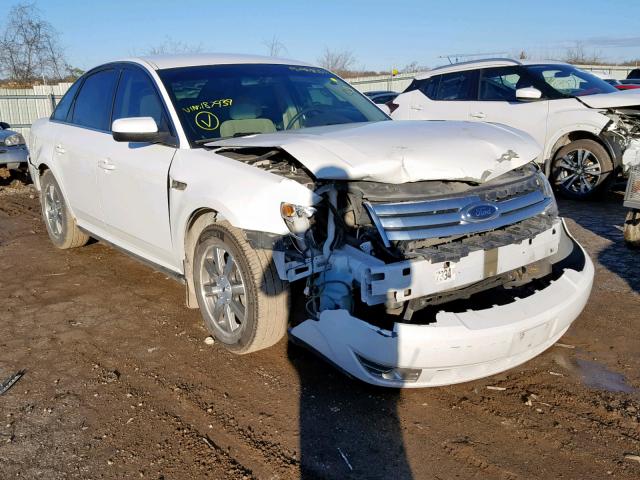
[0,175,639,479]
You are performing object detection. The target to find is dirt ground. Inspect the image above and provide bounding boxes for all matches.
[1,173,639,480]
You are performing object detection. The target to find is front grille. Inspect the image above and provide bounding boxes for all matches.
[365,179,553,247]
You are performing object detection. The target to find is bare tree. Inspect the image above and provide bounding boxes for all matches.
[263,35,287,57]
[400,61,428,74]
[401,61,419,73]
[564,41,602,65]
[317,48,356,76]
[146,36,203,55]
[0,2,71,84]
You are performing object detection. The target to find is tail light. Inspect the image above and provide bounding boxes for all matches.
[386,100,399,115]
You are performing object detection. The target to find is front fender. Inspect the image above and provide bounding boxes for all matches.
[169,149,317,264]
[544,107,609,162]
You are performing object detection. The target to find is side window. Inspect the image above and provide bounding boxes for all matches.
[419,76,440,99]
[71,69,118,131]
[434,71,476,101]
[51,80,81,122]
[112,68,169,131]
[479,67,523,101]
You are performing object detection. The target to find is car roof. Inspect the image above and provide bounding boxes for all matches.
[414,58,571,80]
[119,53,314,70]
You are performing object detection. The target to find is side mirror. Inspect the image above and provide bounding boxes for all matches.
[516,87,542,101]
[0,121,10,130]
[112,117,162,143]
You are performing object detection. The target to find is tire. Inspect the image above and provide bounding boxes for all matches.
[551,139,613,200]
[193,221,289,354]
[40,170,90,249]
[624,209,640,248]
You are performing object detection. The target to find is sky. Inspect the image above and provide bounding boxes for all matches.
[18,0,640,72]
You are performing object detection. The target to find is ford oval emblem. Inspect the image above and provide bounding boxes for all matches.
[463,203,499,222]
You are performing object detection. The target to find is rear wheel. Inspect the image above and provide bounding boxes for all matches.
[193,222,289,354]
[551,139,613,199]
[624,209,640,247]
[40,170,90,249]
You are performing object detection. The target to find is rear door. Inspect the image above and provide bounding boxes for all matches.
[405,71,477,120]
[466,66,549,147]
[54,68,119,228]
[97,65,178,270]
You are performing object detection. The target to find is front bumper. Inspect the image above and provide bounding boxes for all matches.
[290,221,594,387]
[0,145,28,169]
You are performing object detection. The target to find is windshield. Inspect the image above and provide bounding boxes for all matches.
[157,64,388,144]
[525,64,618,97]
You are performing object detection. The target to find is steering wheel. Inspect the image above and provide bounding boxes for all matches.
[285,106,324,130]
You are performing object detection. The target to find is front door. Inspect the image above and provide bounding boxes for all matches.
[466,67,549,149]
[97,66,178,270]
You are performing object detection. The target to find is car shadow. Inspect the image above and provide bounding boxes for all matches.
[557,188,639,293]
[261,163,414,479]
[0,167,31,187]
[285,283,414,479]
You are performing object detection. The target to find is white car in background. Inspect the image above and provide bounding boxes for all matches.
[389,59,640,199]
[28,54,593,387]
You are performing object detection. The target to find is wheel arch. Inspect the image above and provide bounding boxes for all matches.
[544,130,615,177]
[182,207,223,308]
[31,162,50,191]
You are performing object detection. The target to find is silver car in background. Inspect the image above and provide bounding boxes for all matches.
[0,122,29,172]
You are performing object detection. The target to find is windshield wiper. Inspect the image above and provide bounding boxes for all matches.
[195,132,262,145]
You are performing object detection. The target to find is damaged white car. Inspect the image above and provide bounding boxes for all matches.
[389,59,640,199]
[29,55,594,387]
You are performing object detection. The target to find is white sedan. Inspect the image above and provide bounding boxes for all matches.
[29,54,593,387]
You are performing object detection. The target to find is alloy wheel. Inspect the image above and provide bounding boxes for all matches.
[554,148,603,196]
[44,183,64,238]
[199,245,247,339]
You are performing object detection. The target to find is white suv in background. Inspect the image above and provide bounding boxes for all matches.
[390,59,640,199]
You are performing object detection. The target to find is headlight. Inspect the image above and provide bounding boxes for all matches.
[536,171,558,218]
[4,133,25,147]
[280,202,316,235]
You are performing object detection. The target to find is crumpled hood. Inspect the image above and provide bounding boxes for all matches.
[578,91,640,109]
[208,120,541,184]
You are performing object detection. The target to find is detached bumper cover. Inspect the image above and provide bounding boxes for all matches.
[290,222,594,387]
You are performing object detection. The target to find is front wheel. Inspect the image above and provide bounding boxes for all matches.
[193,222,289,354]
[624,209,640,247]
[551,139,613,200]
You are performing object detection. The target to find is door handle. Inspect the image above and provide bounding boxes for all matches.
[98,158,116,171]
[410,105,424,111]
[55,144,66,154]
[470,112,487,119]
